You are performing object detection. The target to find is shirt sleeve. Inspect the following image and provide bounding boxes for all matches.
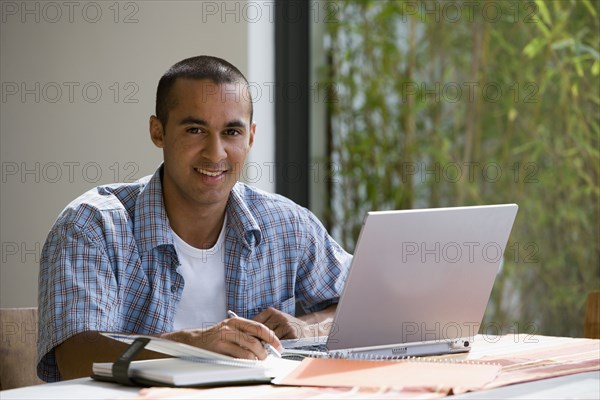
[295,209,353,314]
[37,216,121,382]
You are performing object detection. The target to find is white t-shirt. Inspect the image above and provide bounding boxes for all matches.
[172,216,227,330]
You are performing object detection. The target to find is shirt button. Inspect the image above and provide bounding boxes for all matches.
[170,285,177,293]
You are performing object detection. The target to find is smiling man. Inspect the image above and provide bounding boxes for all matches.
[37,56,352,382]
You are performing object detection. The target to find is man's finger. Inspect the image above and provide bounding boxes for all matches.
[227,316,282,351]
[275,323,301,340]
[252,307,277,324]
[214,337,266,360]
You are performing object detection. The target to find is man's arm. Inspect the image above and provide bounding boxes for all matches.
[253,304,337,339]
[55,332,166,380]
[255,206,350,340]
[55,316,283,380]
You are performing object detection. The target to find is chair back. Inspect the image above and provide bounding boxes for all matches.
[0,308,44,390]
[584,292,600,339]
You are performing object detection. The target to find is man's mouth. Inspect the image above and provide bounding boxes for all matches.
[194,167,226,177]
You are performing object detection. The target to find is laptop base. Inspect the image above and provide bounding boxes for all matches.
[282,337,471,360]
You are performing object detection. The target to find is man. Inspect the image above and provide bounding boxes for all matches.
[37,56,352,382]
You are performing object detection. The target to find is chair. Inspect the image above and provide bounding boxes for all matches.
[0,308,44,390]
[583,292,600,339]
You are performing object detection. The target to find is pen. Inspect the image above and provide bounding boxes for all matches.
[227,310,282,358]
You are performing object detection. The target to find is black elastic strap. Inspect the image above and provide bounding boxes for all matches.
[111,337,151,385]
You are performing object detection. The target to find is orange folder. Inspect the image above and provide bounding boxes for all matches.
[274,358,500,392]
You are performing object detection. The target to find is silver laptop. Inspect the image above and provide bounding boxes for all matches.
[282,204,518,359]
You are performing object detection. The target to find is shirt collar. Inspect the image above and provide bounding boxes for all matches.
[227,183,262,248]
[133,165,262,253]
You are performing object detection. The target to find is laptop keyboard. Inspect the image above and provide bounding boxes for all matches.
[290,343,328,352]
[281,336,328,349]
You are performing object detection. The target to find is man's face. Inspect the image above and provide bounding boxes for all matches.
[150,78,255,211]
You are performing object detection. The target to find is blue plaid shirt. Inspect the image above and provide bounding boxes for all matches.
[37,166,352,382]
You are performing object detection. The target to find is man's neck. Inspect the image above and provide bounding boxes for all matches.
[168,204,226,249]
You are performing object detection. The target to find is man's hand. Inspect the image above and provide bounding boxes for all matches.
[253,305,337,339]
[161,316,282,360]
[56,317,282,380]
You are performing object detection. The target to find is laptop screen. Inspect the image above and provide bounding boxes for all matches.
[327,204,518,351]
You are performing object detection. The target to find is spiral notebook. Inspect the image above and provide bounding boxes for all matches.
[92,333,300,387]
[283,204,518,360]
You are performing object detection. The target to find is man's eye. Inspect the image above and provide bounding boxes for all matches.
[224,129,241,136]
[187,127,202,134]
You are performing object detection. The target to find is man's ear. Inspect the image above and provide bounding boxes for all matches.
[149,116,165,148]
[249,121,256,148]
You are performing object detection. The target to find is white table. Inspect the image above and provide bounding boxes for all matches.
[2,372,598,400]
[2,335,598,399]
[0,377,139,399]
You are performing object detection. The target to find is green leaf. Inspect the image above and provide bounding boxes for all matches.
[534,19,552,38]
[574,58,584,77]
[551,38,575,51]
[581,0,597,17]
[571,83,579,98]
[535,0,553,26]
[578,44,600,60]
[523,37,545,58]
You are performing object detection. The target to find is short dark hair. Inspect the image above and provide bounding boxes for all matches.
[155,55,253,127]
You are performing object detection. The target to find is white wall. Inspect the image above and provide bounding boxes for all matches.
[246,1,275,193]
[0,0,275,307]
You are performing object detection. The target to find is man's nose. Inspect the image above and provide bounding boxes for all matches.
[202,134,227,162]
